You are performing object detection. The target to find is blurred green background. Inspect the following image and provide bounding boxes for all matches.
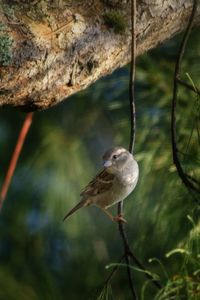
[0,28,199,300]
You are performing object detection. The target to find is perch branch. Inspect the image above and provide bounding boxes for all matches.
[117,0,162,297]
[117,0,137,298]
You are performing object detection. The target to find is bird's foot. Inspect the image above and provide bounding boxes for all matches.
[113,214,127,224]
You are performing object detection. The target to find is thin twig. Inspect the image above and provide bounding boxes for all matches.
[129,0,136,154]
[118,209,162,290]
[128,251,162,289]
[0,112,34,210]
[104,254,125,286]
[186,174,200,187]
[118,201,138,299]
[171,0,200,196]
[177,78,200,95]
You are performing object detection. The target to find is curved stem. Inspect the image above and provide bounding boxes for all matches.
[171,0,200,196]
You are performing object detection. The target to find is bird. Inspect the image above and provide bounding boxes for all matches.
[63,146,139,223]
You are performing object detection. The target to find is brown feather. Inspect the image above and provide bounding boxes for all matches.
[80,169,114,198]
[63,199,89,221]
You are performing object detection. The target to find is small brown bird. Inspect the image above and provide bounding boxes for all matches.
[63,147,139,223]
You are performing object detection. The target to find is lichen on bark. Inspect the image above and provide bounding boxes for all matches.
[0,23,14,66]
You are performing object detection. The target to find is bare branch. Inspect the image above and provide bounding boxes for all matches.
[177,78,200,95]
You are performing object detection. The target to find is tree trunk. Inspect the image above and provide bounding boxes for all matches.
[0,0,199,111]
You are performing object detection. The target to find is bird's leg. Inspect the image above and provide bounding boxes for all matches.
[101,208,114,221]
[101,208,127,224]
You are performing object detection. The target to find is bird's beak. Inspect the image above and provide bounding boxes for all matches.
[103,160,112,168]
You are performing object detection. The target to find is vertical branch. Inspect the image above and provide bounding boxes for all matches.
[171,0,200,195]
[0,112,34,210]
[129,0,137,154]
[117,0,138,299]
[117,0,162,296]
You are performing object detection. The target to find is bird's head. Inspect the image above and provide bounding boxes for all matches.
[102,147,133,174]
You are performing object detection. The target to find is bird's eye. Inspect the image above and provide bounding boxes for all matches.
[113,155,117,159]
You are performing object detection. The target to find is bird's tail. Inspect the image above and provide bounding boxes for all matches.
[63,199,89,221]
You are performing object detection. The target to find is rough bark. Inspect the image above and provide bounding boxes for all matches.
[0,0,199,111]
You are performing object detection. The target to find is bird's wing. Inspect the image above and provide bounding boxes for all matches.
[80,169,115,197]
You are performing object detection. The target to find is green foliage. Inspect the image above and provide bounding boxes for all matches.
[155,233,200,300]
[99,216,200,299]
[103,11,126,33]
